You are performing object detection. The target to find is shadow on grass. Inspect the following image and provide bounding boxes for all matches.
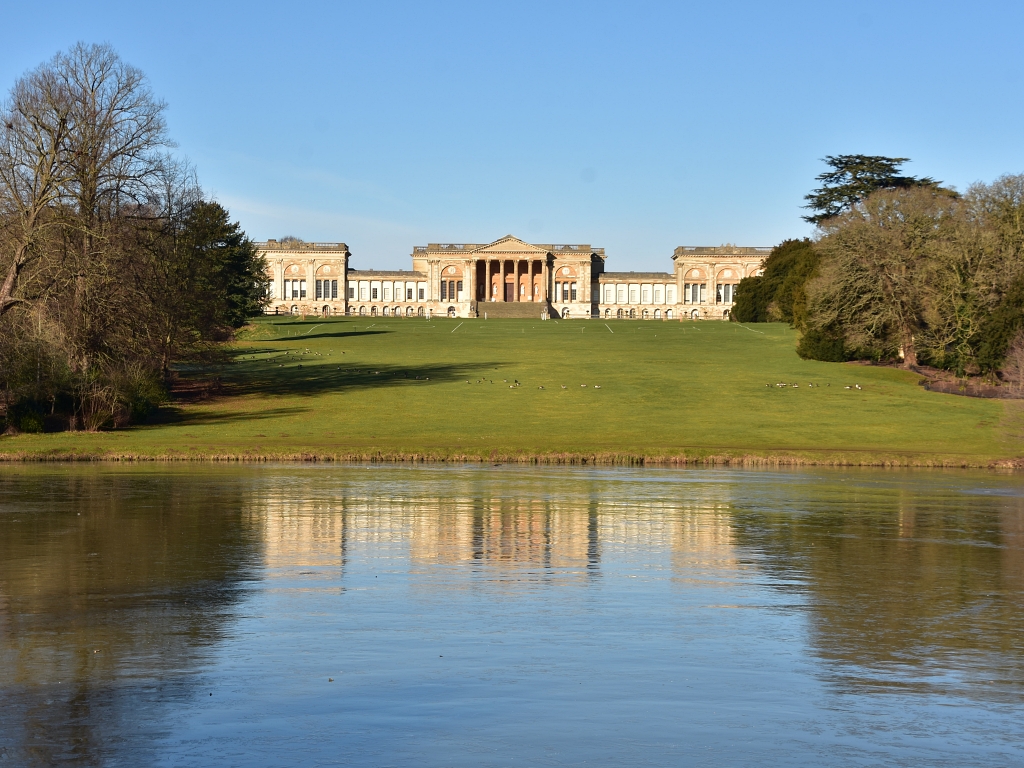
[146,405,311,427]
[244,319,395,342]
[221,361,504,398]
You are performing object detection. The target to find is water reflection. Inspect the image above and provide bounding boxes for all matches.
[1,465,1022,765]
[727,473,1024,695]
[0,467,261,765]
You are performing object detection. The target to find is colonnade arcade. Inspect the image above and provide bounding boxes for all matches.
[475,258,548,303]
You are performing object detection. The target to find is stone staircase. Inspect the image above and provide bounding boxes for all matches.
[476,301,551,319]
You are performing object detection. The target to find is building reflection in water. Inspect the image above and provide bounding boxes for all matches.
[247,472,740,588]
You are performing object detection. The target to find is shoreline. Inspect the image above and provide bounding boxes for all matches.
[1,447,1021,469]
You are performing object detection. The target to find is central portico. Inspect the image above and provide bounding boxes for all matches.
[412,234,605,317]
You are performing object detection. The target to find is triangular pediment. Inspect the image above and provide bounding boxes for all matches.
[472,235,549,255]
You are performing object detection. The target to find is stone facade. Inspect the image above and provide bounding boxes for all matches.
[259,236,768,320]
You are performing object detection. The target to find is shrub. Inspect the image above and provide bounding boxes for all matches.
[797,327,847,362]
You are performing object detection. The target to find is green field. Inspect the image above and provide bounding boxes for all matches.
[2,316,1022,465]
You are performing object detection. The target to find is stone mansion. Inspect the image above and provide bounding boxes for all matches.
[260,234,769,320]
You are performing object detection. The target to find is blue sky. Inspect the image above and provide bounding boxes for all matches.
[4,1,1023,270]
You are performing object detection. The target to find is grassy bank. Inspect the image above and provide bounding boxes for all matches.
[2,317,1022,466]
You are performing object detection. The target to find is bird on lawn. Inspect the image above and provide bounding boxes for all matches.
[561,385,567,389]
[855,384,862,390]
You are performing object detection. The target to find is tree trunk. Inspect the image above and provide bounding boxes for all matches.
[901,331,918,369]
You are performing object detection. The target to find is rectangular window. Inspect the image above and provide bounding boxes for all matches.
[441,282,447,300]
[292,279,299,299]
[418,288,425,300]
[725,284,732,303]
[562,284,569,302]
[456,280,463,299]
[716,285,723,304]
[667,286,675,304]
[348,286,355,300]
[407,288,413,300]
[315,280,323,300]
[571,283,577,301]
[700,284,706,303]
[642,289,650,303]
[332,280,338,299]
[371,287,378,300]
[654,287,662,303]
[300,280,307,299]
[630,290,638,303]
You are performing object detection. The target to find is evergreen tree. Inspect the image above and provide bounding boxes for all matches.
[803,155,945,224]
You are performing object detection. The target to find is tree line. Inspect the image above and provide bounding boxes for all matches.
[733,155,1024,384]
[0,43,267,432]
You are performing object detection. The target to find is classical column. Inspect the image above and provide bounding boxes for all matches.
[708,262,717,309]
[499,259,506,301]
[465,259,473,304]
[515,259,522,301]
[275,260,284,300]
[307,259,315,305]
[678,264,685,313]
[541,261,548,303]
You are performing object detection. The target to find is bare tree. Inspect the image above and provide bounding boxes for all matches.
[810,187,958,367]
[0,62,74,316]
[1002,330,1024,392]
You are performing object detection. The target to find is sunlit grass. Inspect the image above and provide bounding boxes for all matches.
[2,316,1019,464]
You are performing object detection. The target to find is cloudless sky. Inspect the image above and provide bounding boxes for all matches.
[4,1,1023,270]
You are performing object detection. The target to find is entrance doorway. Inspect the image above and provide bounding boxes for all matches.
[505,283,515,302]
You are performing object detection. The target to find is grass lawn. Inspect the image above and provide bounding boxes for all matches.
[3,316,1022,465]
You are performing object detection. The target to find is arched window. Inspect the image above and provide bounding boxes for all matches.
[629,308,636,318]
[382,306,390,316]
[371,305,378,316]
[666,309,673,319]
[448,306,456,317]
[418,306,425,317]
[654,309,661,319]
[605,308,610,317]
[291,305,298,315]
[691,309,699,320]
[642,309,649,319]
[562,308,570,319]
[322,305,329,317]
[359,306,366,316]
[616,309,623,318]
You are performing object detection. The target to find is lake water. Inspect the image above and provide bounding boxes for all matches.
[1,464,1022,766]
